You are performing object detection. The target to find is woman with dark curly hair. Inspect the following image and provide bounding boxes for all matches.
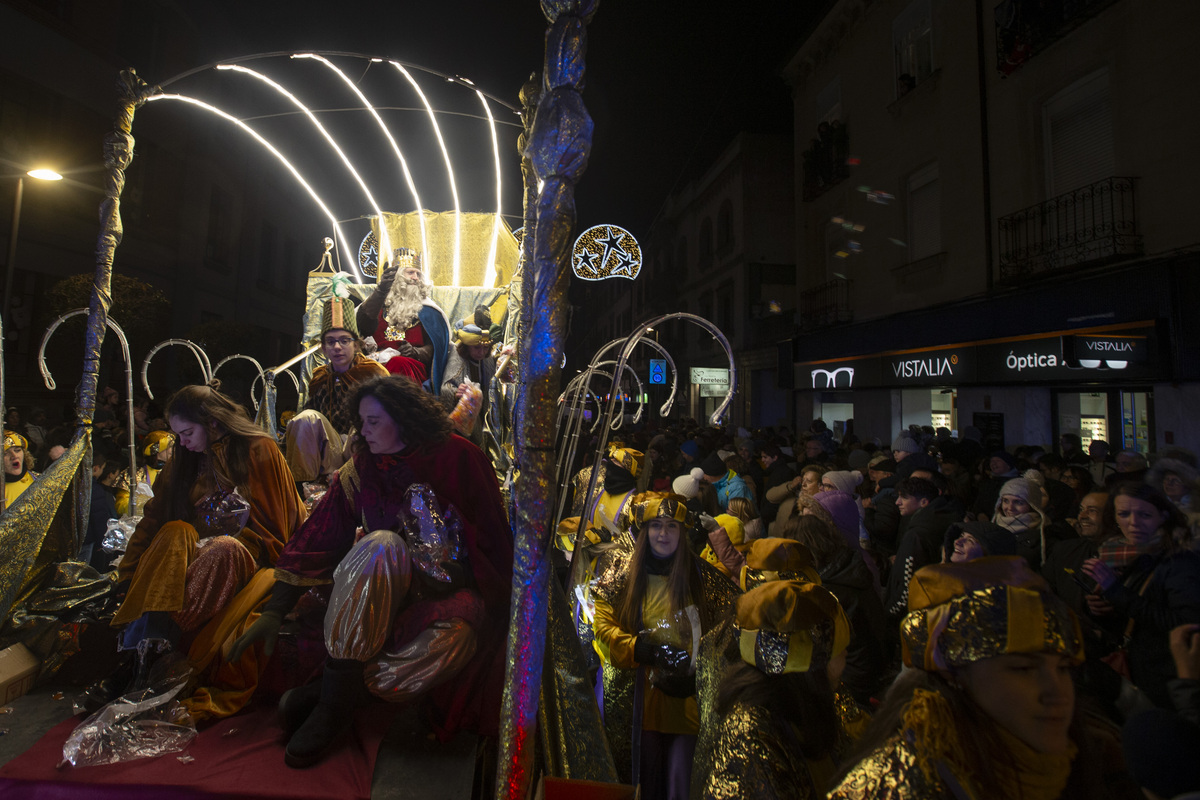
[230,375,513,769]
[101,382,306,716]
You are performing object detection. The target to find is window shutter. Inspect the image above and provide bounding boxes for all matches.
[1045,71,1115,196]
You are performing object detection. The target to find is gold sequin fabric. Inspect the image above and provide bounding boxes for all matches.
[702,702,819,800]
[537,577,618,781]
[691,616,738,799]
[571,464,605,518]
[901,583,1084,671]
[827,735,953,800]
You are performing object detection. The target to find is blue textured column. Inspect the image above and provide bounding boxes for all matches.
[497,2,597,798]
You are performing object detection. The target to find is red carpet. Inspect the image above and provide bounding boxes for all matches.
[0,703,393,800]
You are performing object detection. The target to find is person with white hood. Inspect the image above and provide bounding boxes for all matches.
[992,476,1048,571]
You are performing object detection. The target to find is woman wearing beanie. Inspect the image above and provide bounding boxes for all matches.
[830,557,1140,800]
[701,580,852,799]
[1081,483,1200,711]
[591,492,739,799]
[821,469,871,550]
[992,477,1048,570]
[815,489,881,589]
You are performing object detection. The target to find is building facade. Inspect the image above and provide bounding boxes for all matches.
[0,1,320,409]
[783,0,1200,453]
[571,132,795,428]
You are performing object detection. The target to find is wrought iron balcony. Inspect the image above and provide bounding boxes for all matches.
[798,277,853,331]
[998,176,1141,283]
[995,0,1120,76]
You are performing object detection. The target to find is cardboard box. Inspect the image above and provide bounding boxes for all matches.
[0,643,40,703]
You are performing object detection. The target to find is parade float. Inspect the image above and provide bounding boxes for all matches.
[0,4,737,798]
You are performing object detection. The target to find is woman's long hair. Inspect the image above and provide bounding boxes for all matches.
[830,668,1110,800]
[616,514,696,634]
[348,375,454,457]
[162,382,267,523]
[780,514,847,568]
[716,646,838,760]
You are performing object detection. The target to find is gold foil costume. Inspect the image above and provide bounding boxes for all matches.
[590,545,740,783]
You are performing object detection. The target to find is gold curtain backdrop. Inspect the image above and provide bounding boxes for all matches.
[373,210,520,291]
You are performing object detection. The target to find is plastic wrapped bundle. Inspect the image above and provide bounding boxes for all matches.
[102,517,140,553]
[448,379,482,437]
[62,673,196,767]
[397,484,464,583]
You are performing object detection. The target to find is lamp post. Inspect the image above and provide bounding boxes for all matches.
[5,168,63,332]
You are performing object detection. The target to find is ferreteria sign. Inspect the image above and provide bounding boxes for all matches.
[795,324,1162,390]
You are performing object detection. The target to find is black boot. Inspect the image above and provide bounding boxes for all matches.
[284,659,369,768]
[79,651,136,713]
[278,677,323,736]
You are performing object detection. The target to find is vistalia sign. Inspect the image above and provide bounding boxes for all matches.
[796,325,1161,389]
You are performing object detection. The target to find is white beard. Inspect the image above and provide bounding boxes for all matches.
[383,278,429,330]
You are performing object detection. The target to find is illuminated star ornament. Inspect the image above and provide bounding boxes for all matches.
[358,232,379,278]
[572,224,642,281]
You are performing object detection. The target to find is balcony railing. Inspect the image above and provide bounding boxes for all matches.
[995,0,1120,76]
[798,277,853,331]
[998,176,1142,283]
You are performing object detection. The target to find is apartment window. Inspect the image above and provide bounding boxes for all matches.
[907,163,941,261]
[717,200,734,251]
[817,77,842,125]
[716,280,735,340]
[894,0,933,95]
[699,218,714,266]
[1043,69,1115,197]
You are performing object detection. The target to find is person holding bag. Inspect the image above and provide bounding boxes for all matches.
[590,491,738,800]
[1082,483,1200,710]
[94,382,306,712]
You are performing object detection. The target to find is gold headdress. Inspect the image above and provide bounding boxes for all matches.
[736,580,850,675]
[900,556,1085,672]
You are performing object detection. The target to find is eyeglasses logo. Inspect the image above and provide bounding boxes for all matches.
[811,367,854,388]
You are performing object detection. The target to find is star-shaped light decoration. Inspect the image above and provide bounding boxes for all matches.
[571,224,642,281]
[358,232,379,278]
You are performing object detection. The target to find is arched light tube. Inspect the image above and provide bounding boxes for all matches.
[292,53,430,273]
[217,63,388,283]
[146,93,357,275]
[391,61,462,286]
[476,89,502,289]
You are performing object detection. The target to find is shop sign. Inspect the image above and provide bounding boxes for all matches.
[1070,334,1147,364]
[797,326,1161,389]
[882,347,974,385]
[803,357,880,389]
[699,382,730,397]
[690,367,730,385]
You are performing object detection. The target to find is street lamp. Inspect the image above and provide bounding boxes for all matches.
[5,167,63,332]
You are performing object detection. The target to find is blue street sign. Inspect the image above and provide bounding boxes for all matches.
[649,359,666,385]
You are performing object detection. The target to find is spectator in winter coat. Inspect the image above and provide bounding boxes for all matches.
[700,451,751,509]
[992,477,1049,571]
[941,520,1017,563]
[883,477,961,626]
[973,450,1020,520]
[1082,484,1200,710]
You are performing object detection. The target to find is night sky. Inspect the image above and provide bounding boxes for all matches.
[179,1,823,239]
